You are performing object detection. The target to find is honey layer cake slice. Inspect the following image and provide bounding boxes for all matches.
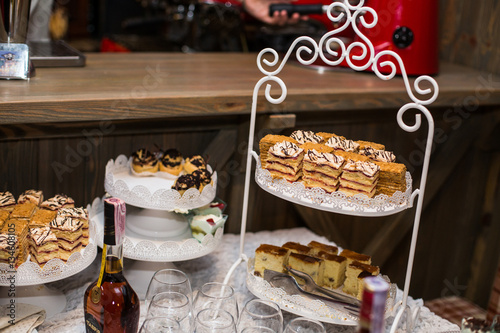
[17,190,44,206]
[373,161,407,195]
[0,219,29,267]
[29,209,57,228]
[288,252,324,285]
[299,142,333,154]
[40,194,75,211]
[254,244,290,277]
[315,251,346,289]
[290,130,325,144]
[57,207,89,246]
[339,160,380,198]
[315,132,345,141]
[10,202,38,220]
[259,134,298,166]
[265,141,304,182]
[355,140,385,151]
[302,149,345,193]
[28,226,59,266]
[0,210,10,229]
[0,191,16,212]
[325,136,360,153]
[359,147,395,163]
[50,215,84,261]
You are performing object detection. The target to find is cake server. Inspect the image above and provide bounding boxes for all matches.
[285,266,362,308]
[263,269,359,317]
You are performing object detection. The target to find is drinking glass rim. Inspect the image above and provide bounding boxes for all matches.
[196,308,235,329]
[150,291,190,310]
[153,269,190,286]
[141,316,181,332]
[200,282,235,299]
[243,299,281,320]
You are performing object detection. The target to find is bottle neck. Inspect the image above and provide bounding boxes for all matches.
[103,242,124,274]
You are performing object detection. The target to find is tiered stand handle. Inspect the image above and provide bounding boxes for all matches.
[224,1,438,331]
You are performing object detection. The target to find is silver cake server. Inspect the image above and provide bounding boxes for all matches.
[263,269,359,317]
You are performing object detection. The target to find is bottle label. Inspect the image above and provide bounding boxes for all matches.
[85,313,103,333]
[103,197,126,245]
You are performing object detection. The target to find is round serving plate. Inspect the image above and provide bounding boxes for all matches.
[104,154,217,211]
[89,197,224,262]
[245,259,397,326]
[253,153,412,217]
[0,208,97,286]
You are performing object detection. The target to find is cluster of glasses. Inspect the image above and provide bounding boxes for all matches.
[139,268,327,333]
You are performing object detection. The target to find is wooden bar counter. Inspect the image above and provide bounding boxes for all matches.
[1,52,499,308]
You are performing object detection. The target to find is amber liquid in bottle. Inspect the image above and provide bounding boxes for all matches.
[84,197,140,333]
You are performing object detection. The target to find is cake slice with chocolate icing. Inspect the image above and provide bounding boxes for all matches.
[302,149,345,193]
[338,159,380,198]
[264,141,304,182]
[50,215,83,261]
[28,226,59,266]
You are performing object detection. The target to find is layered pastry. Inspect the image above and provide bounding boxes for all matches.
[17,190,44,206]
[355,140,385,151]
[40,194,75,210]
[0,191,16,212]
[359,147,396,163]
[172,174,201,196]
[338,160,380,198]
[302,149,345,193]
[315,132,345,141]
[282,241,311,255]
[0,219,29,267]
[316,251,347,289]
[307,240,339,256]
[373,161,407,195]
[290,130,324,145]
[259,134,298,166]
[340,249,372,265]
[299,142,333,154]
[325,137,360,153]
[192,168,212,191]
[264,141,304,182]
[254,244,290,277]
[288,252,324,285]
[57,207,89,246]
[343,261,380,298]
[131,148,159,173]
[29,209,57,228]
[28,226,59,266]
[10,202,38,220]
[184,155,206,174]
[0,210,10,229]
[50,215,84,261]
[159,148,184,176]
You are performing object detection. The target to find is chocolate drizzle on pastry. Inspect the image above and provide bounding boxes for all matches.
[186,155,206,168]
[359,147,396,163]
[131,148,158,167]
[269,141,303,158]
[172,174,201,192]
[41,194,75,211]
[325,137,360,152]
[192,168,212,186]
[290,130,324,144]
[0,191,15,208]
[18,190,44,205]
[30,226,57,246]
[161,148,183,167]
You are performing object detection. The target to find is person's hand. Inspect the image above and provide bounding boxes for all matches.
[243,0,307,25]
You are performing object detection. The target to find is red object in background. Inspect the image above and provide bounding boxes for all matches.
[100,37,131,53]
[350,0,440,76]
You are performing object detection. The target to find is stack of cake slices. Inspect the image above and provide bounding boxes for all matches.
[254,240,382,301]
[259,129,407,197]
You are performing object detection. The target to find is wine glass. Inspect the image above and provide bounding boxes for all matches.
[145,269,193,308]
[284,317,326,333]
[193,282,239,322]
[139,317,182,333]
[237,299,283,333]
[194,308,236,333]
[147,291,193,332]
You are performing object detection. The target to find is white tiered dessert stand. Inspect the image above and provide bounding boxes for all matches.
[98,154,223,297]
[223,0,439,331]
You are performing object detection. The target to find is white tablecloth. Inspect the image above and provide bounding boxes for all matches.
[34,227,460,333]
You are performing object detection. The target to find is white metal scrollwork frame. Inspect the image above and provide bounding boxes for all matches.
[224,1,438,331]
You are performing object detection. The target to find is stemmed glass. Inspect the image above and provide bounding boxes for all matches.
[237,299,283,333]
[193,282,239,322]
[139,317,182,333]
[145,269,193,308]
[147,291,193,332]
[284,317,326,333]
[194,308,236,333]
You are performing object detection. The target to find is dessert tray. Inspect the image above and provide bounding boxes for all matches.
[245,258,396,326]
[0,211,97,286]
[252,152,413,216]
[89,197,224,262]
[104,154,217,210]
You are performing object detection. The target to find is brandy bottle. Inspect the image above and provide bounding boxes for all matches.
[84,197,140,333]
